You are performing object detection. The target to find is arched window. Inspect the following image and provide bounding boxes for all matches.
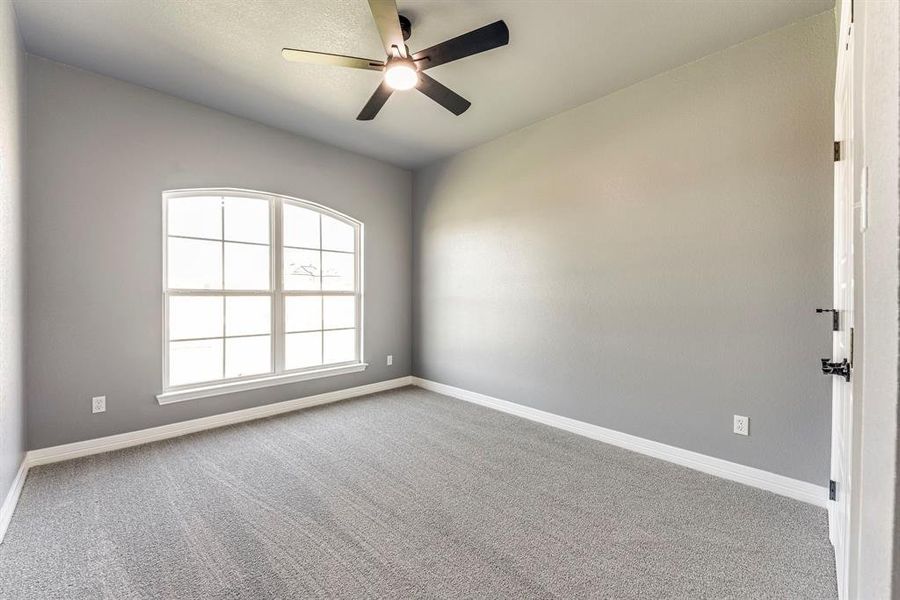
[159,189,364,403]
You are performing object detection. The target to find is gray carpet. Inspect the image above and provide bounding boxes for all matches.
[0,387,836,599]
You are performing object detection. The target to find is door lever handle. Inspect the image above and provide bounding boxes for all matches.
[821,358,851,382]
[816,308,840,331]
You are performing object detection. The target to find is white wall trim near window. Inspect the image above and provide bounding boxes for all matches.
[159,188,365,404]
[156,362,368,404]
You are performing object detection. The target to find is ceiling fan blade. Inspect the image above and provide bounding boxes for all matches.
[416,73,471,116]
[367,0,406,57]
[412,20,509,70]
[282,48,384,71]
[357,80,394,120]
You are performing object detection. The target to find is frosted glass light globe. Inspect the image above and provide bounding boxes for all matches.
[385,63,418,90]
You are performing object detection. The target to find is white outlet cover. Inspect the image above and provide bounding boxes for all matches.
[387,355,393,366]
[92,395,106,414]
[733,415,749,436]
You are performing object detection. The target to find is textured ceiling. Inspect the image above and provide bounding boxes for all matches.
[12,0,833,168]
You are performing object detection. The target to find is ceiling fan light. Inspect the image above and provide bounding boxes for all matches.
[384,63,418,90]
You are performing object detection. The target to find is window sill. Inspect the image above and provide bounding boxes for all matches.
[156,363,369,405]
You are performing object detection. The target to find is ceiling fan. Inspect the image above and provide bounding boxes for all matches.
[282,0,509,120]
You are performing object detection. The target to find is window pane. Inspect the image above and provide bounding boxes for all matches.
[284,203,320,249]
[323,296,355,330]
[167,196,222,240]
[225,335,271,378]
[321,215,355,252]
[224,242,269,290]
[284,248,320,290]
[169,339,223,386]
[225,296,271,337]
[321,251,354,291]
[224,196,269,244]
[285,295,322,332]
[168,238,222,290]
[169,296,223,340]
[324,329,356,364]
[285,332,322,370]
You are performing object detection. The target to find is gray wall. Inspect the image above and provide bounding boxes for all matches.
[413,13,835,485]
[0,1,26,502]
[25,56,412,449]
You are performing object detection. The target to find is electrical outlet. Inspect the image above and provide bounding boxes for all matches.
[733,415,749,436]
[92,396,106,414]
[386,354,393,366]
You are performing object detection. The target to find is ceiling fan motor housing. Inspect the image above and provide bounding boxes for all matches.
[399,15,411,41]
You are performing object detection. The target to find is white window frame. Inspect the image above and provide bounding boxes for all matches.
[157,188,365,405]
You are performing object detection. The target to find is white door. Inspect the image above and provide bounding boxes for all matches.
[829,4,854,598]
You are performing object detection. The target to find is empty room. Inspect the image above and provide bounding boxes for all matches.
[0,0,898,598]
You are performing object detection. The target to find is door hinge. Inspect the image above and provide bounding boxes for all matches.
[829,480,837,501]
[834,141,842,161]
[816,308,840,331]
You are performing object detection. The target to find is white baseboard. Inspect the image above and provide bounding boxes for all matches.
[2,377,411,541]
[412,377,828,507]
[0,459,29,544]
[26,376,413,468]
[9,373,824,544]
